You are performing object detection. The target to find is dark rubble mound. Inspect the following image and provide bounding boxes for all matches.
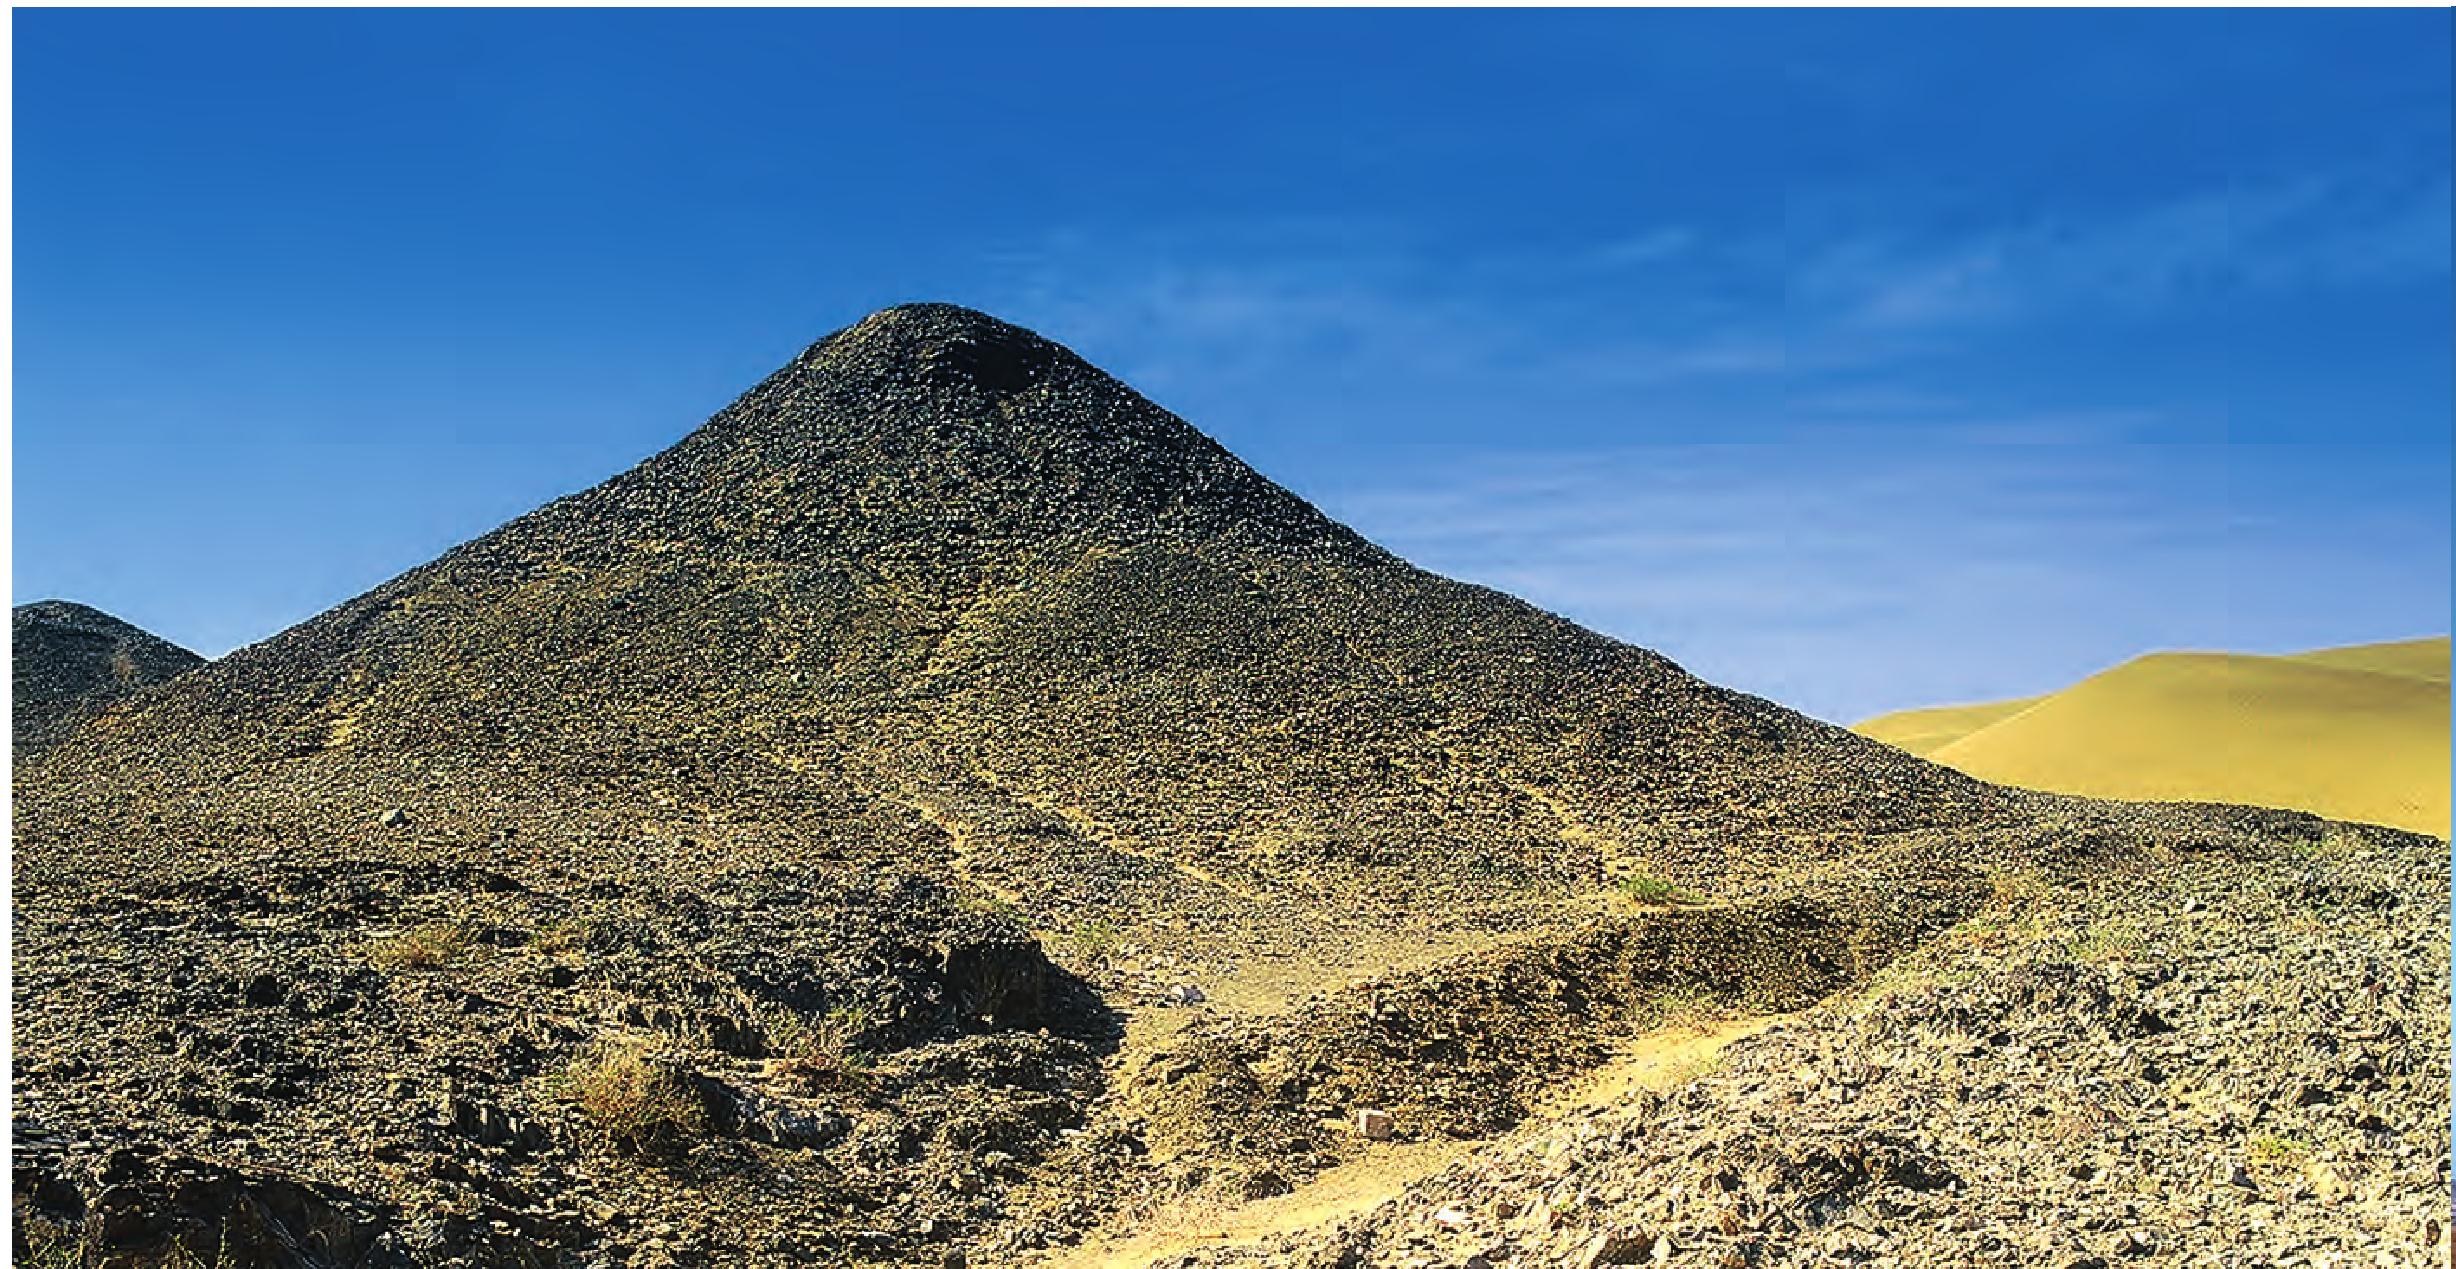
[17,304,2005,922]
[12,600,203,752]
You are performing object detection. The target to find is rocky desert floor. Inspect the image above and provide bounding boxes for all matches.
[1056,821,2449,1269]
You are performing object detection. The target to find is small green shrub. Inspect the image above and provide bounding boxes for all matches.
[18,1218,235,1268]
[1629,985,1722,1030]
[1617,873,1697,906]
[18,1218,93,1269]
[160,1236,238,1269]
[2070,923,2144,964]
[958,890,1022,921]
[1057,918,1125,966]
[1662,1051,1724,1085]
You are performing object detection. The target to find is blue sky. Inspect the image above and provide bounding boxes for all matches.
[15,9,2450,721]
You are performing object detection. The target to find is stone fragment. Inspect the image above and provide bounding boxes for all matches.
[1576,1230,1652,1267]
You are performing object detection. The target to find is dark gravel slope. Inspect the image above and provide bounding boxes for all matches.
[19,305,2010,956]
[13,600,204,753]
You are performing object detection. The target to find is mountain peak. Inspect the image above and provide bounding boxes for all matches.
[16,598,133,630]
[13,598,192,651]
[631,302,1361,566]
[831,301,1041,349]
[801,302,1078,398]
[11,305,2056,1267]
[13,599,204,751]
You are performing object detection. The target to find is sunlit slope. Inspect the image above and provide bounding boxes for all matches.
[1858,642,2449,836]
[2282,636,2450,683]
[1850,696,2043,757]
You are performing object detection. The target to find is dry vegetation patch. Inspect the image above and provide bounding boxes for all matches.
[365,921,477,970]
[557,1040,709,1156]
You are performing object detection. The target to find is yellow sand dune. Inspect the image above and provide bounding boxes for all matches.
[1854,638,2450,837]
[2281,637,2451,683]
[1852,696,2043,758]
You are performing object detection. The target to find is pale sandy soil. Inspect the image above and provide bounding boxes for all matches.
[1040,1016,1776,1269]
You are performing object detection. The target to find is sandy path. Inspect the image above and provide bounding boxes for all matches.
[1042,1015,1777,1268]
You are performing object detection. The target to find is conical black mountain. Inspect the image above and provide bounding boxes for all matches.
[19,304,2002,934]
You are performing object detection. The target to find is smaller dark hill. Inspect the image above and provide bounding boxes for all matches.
[13,600,205,752]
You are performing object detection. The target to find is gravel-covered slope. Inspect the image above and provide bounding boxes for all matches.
[1162,820,2451,1268]
[14,854,1109,1266]
[17,305,2005,932]
[12,600,204,752]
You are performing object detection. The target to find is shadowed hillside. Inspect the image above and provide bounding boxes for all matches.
[12,600,204,752]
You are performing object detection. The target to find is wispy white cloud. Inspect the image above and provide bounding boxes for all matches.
[1590,227,1698,268]
[976,226,1496,395]
[952,178,2451,721]
[1314,436,2450,722]
[1535,331,1794,387]
[976,166,2449,410]
[1797,172,2453,332]
[977,223,1803,400]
